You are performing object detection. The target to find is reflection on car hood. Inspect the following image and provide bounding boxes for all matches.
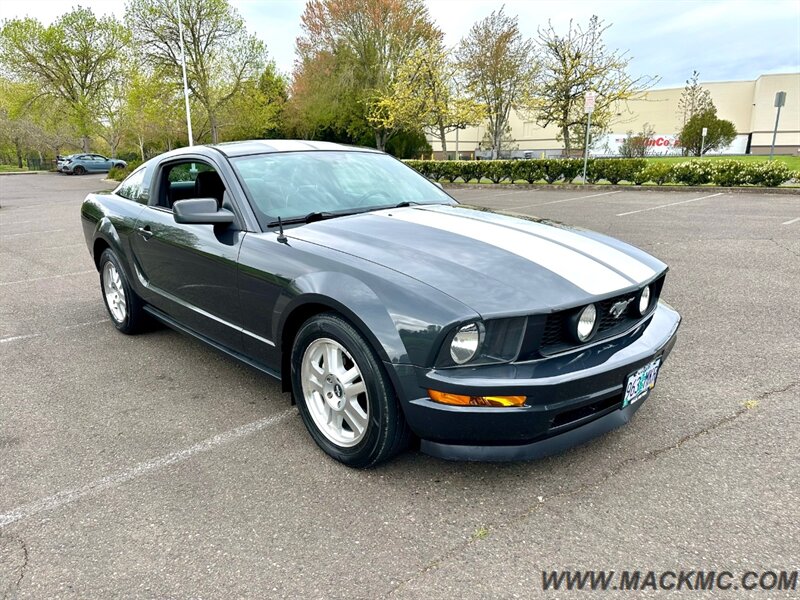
[287,205,667,316]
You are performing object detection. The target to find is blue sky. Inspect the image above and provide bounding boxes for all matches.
[2,0,798,88]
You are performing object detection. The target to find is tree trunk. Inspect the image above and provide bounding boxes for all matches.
[492,117,500,160]
[209,112,219,144]
[375,130,386,152]
[14,138,23,168]
[439,122,447,155]
[562,124,571,156]
[138,135,145,162]
[81,136,90,153]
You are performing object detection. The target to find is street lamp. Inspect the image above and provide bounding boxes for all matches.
[700,127,707,156]
[177,0,194,146]
[770,91,786,160]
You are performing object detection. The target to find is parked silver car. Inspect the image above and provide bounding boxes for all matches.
[61,154,126,175]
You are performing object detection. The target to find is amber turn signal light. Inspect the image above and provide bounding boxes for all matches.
[428,389,526,407]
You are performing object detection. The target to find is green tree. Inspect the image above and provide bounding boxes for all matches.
[124,69,185,160]
[296,0,441,151]
[456,8,537,159]
[0,8,128,152]
[679,107,736,156]
[126,0,267,144]
[534,16,656,155]
[380,39,484,154]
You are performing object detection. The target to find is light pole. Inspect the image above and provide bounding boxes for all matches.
[700,127,707,156]
[770,91,786,160]
[177,0,194,146]
[582,91,597,184]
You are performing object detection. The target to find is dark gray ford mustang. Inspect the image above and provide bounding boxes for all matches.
[81,140,681,467]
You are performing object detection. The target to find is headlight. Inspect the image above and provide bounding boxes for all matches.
[575,304,598,342]
[450,322,483,364]
[638,285,651,314]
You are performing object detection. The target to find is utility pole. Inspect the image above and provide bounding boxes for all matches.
[582,91,597,184]
[770,91,786,160]
[177,0,194,146]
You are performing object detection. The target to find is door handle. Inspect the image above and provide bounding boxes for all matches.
[136,226,153,240]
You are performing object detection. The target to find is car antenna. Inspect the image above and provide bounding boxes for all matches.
[276,216,288,244]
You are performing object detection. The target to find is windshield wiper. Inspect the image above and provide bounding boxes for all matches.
[267,211,337,227]
[392,201,421,208]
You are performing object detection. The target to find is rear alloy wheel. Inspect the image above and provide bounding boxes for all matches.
[291,313,411,467]
[99,249,146,334]
[73,165,86,175]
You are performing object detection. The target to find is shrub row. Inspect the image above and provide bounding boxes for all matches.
[404,158,798,187]
[108,160,142,181]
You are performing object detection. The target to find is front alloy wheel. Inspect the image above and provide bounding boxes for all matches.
[301,338,369,447]
[291,313,411,467]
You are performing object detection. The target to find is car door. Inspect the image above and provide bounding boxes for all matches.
[94,155,113,171]
[130,157,246,351]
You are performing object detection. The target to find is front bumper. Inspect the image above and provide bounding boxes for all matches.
[391,301,681,461]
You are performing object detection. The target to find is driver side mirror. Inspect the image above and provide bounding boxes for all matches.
[173,198,234,225]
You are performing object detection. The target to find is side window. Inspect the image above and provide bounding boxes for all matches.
[160,161,225,209]
[115,167,147,204]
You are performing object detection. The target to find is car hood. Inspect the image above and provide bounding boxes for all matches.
[287,204,667,317]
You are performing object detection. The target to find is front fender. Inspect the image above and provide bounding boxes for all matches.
[274,270,477,367]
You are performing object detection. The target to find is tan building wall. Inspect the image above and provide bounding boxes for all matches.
[428,73,800,157]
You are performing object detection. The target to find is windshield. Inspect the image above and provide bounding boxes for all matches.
[231,151,454,226]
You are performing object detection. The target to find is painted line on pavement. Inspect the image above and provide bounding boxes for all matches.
[781,217,800,226]
[0,409,296,528]
[0,228,66,238]
[508,190,622,210]
[0,270,95,286]
[616,193,724,216]
[0,319,109,344]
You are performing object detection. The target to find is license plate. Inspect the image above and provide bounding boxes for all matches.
[622,358,661,407]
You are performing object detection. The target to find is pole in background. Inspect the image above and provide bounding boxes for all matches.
[700,127,707,156]
[455,127,459,160]
[770,91,786,160]
[177,0,194,146]
[582,91,597,184]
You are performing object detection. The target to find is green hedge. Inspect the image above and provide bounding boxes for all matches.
[404,158,797,187]
[108,160,142,182]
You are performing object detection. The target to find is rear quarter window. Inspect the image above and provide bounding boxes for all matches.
[115,167,148,204]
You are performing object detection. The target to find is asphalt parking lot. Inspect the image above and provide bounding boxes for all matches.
[1,173,798,598]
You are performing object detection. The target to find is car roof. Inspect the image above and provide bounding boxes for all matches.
[210,139,382,158]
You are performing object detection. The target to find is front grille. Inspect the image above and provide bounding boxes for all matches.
[536,276,665,356]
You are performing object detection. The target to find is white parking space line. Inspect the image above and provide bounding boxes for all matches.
[458,189,532,202]
[0,319,109,344]
[0,228,66,238]
[781,217,800,226]
[0,408,295,527]
[508,190,621,210]
[616,192,725,217]
[0,270,95,286]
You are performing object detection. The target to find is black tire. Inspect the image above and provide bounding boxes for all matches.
[291,312,411,468]
[98,248,147,334]
[73,165,86,175]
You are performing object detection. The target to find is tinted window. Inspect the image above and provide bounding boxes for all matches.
[115,167,147,203]
[231,151,452,222]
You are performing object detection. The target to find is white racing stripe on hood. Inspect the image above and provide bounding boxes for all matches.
[386,209,633,295]
[425,206,656,283]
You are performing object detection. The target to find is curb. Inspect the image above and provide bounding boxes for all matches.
[0,171,47,177]
[441,183,800,195]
